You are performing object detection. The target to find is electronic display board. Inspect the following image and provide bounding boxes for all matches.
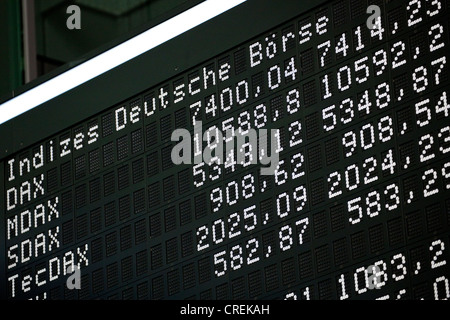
[1,0,450,300]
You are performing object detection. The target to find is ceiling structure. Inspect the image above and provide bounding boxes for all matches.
[0,0,190,100]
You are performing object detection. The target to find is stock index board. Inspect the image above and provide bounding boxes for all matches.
[1,0,450,300]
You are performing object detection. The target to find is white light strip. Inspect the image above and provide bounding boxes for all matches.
[0,0,246,125]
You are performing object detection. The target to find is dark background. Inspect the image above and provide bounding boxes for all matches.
[0,0,190,102]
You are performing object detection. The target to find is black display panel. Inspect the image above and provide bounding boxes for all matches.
[1,0,450,300]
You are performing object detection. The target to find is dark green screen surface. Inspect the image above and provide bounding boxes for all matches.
[1,0,450,300]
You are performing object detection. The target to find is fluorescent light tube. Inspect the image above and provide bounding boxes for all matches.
[0,0,246,125]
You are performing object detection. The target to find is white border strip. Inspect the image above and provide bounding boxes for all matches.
[0,0,246,125]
